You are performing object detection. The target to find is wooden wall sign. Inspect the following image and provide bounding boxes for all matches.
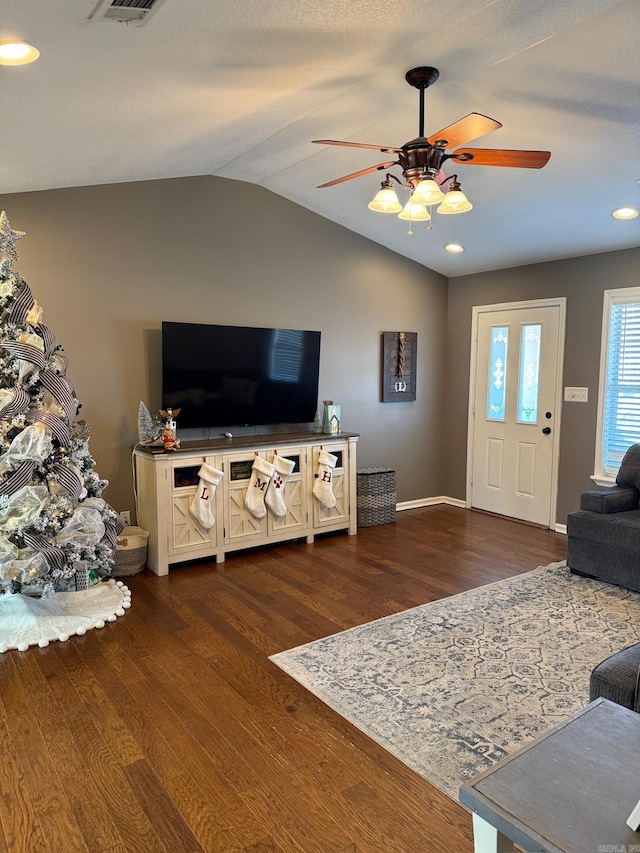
[382,331,417,402]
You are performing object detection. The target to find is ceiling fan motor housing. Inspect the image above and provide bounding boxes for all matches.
[401,139,446,185]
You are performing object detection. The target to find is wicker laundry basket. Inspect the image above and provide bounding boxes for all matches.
[112,526,149,576]
[356,467,396,527]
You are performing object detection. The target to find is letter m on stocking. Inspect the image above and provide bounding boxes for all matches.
[244,456,276,519]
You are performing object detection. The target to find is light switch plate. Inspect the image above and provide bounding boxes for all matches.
[564,387,588,402]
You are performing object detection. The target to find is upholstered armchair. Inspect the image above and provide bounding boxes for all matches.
[567,443,640,593]
[569,444,640,711]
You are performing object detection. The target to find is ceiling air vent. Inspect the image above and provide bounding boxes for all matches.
[88,0,169,26]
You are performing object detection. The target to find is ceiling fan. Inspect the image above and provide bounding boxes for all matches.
[312,67,551,217]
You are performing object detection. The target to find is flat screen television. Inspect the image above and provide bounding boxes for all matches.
[162,321,321,429]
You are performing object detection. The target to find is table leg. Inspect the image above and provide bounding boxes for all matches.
[472,813,515,853]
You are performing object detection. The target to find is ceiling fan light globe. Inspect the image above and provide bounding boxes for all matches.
[411,178,446,206]
[398,199,431,221]
[437,189,473,214]
[368,187,402,213]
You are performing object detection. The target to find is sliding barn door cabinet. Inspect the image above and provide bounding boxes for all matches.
[134,432,358,575]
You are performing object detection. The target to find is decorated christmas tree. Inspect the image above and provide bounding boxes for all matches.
[0,211,122,598]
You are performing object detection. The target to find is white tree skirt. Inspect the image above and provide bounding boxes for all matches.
[0,580,131,652]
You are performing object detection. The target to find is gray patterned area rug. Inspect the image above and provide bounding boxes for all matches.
[270,562,640,801]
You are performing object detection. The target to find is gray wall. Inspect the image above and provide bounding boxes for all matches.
[445,247,640,523]
[1,176,448,515]
[4,173,636,527]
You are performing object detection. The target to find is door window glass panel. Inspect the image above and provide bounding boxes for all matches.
[517,324,541,423]
[487,326,508,420]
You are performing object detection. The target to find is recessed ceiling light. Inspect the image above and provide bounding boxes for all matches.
[612,207,639,220]
[444,243,465,253]
[0,39,40,66]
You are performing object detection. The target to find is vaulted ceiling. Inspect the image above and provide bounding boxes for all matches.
[2,0,638,276]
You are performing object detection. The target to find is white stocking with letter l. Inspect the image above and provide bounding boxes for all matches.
[189,463,223,530]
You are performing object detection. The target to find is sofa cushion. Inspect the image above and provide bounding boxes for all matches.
[617,443,640,490]
[580,486,638,513]
[567,509,640,550]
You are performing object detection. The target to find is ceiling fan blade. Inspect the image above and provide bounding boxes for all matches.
[317,161,399,188]
[451,148,551,168]
[427,113,502,149]
[313,139,403,154]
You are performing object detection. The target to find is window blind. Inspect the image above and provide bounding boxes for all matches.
[603,300,640,474]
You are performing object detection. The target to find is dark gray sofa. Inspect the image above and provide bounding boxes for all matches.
[567,443,640,593]
[568,444,640,711]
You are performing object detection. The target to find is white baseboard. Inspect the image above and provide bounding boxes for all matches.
[555,523,567,535]
[397,496,466,512]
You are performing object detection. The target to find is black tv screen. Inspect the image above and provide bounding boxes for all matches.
[162,322,321,429]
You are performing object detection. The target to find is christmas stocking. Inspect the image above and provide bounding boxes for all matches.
[244,456,275,518]
[312,449,337,508]
[265,455,296,518]
[189,463,223,530]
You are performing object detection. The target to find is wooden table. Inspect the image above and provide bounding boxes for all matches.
[459,698,640,852]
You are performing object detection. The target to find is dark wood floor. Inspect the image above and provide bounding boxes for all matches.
[0,505,567,852]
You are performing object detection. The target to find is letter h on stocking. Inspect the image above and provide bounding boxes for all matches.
[313,449,338,508]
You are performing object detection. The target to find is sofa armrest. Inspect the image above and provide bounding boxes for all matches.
[579,485,638,514]
[590,643,640,712]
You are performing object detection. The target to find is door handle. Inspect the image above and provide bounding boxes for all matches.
[542,427,551,435]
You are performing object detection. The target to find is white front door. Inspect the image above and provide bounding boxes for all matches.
[468,299,565,527]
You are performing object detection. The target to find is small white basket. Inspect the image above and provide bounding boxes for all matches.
[112,525,149,576]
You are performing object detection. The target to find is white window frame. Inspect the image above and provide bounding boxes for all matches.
[593,285,640,486]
